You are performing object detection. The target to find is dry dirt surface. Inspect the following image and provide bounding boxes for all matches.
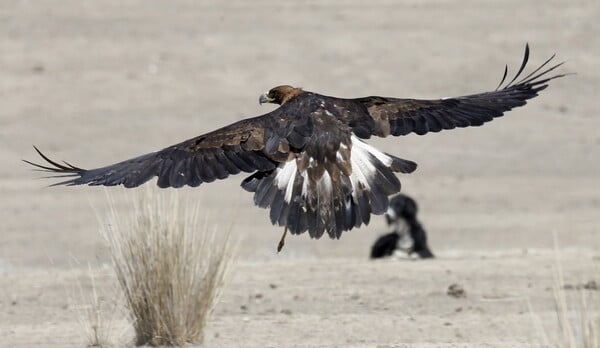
[1,1,599,347]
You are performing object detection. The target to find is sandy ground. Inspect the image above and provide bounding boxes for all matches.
[1,0,599,346]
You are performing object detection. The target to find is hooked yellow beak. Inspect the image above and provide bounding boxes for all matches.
[259,92,274,105]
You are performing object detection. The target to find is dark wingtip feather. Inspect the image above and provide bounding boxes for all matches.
[515,53,557,86]
[24,146,85,185]
[505,43,530,88]
[518,60,566,86]
[495,64,508,91]
[27,146,77,172]
[23,148,81,187]
[494,44,570,93]
[22,158,53,171]
[62,160,83,170]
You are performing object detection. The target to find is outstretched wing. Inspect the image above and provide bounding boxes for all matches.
[25,111,314,188]
[346,44,567,138]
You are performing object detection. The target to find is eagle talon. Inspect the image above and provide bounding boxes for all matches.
[277,226,288,253]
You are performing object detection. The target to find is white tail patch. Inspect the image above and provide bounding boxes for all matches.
[274,159,335,204]
[348,135,393,192]
[274,160,299,203]
[351,135,393,167]
[273,136,396,206]
[316,170,333,199]
[244,135,404,238]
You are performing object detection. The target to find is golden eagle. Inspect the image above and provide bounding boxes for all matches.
[26,45,565,250]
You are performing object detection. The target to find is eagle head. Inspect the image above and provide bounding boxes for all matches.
[259,85,303,105]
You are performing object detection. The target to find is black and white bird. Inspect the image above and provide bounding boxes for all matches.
[25,45,565,250]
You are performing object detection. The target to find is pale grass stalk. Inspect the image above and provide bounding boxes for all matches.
[100,188,236,346]
[533,231,599,347]
[73,264,119,348]
[529,299,551,347]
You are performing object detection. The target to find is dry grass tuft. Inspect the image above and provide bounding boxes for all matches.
[72,264,120,348]
[550,235,599,348]
[532,232,599,348]
[101,189,236,346]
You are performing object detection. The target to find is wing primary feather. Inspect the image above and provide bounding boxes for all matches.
[23,160,63,172]
[518,61,566,86]
[514,53,557,86]
[39,173,79,179]
[49,178,81,187]
[26,146,81,172]
[495,64,509,91]
[61,160,81,170]
[504,43,530,88]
